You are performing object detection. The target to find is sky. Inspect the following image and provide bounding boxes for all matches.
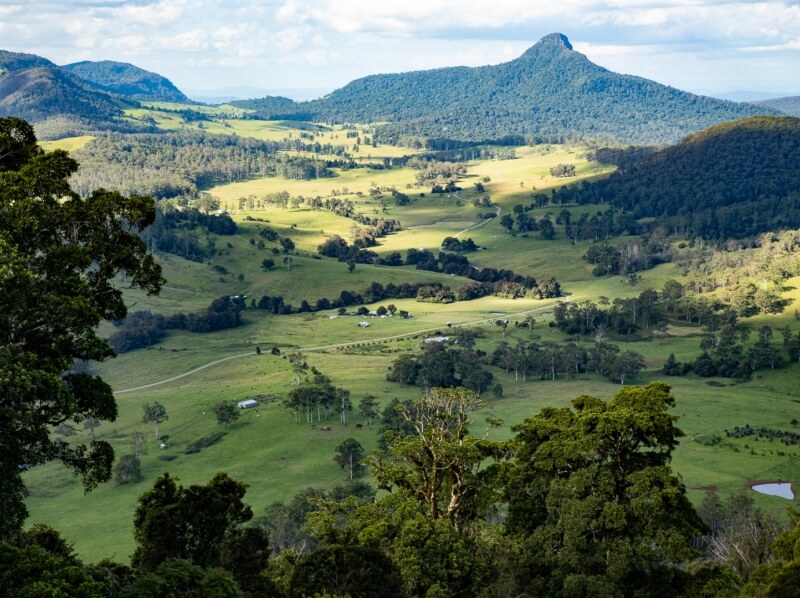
[1,0,799,99]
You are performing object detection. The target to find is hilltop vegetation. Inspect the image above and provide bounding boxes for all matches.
[63,60,190,103]
[557,116,800,239]
[0,66,137,137]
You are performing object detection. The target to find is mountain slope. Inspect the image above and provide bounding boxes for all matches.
[234,33,773,144]
[63,60,190,103]
[555,116,800,238]
[0,67,129,123]
[0,49,56,73]
[755,96,800,118]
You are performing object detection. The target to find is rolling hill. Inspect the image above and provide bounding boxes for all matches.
[555,115,800,238]
[755,96,800,118]
[0,66,130,124]
[233,33,774,144]
[63,60,190,103]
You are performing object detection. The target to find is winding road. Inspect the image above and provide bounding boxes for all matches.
[114,303,549,395]
[116,197,509,395]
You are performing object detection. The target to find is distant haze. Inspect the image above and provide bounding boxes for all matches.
[1,1,798,98]
[185,87,333,104]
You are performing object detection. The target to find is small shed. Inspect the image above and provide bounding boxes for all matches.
[237,399,258,409]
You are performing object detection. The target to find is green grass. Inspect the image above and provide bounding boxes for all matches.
[39,135,95,152]
[22,138,800,563]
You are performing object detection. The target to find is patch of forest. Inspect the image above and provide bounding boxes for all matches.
[556,116,800,239]
[69,131,336,198]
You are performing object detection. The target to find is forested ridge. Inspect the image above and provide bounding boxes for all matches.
[0,67,136,133]
[755,95,800,118]
[62,60,190,103]
[233,33,773,145]
[557,116,800,239]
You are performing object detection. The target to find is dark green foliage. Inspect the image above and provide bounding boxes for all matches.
[0,66,137,134]
[0,117,163,538]
[70,131,333,200]
[387,345,494,393]
[440,236,478,252]
[63,60,190,102]
[110,296,245,353]
[285,543,403,598]
[334,438,365,480]
[132,473,256,570]
[744,510,800,596]
[233,34,771,144]
[564,116,800,239]
[115,454,143,486]
[185,433,225,454]
[214,402,240,428]
[503,382,706,596]
[125,558,243,597]
[0,525,105,597]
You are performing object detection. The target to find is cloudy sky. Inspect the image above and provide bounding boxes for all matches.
[1,0,799,98]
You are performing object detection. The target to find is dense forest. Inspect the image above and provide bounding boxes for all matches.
[69,131,333,198]
[555,116,800,239]
[62,60,190,103]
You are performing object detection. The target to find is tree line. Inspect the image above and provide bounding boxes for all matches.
[108,296,246,353]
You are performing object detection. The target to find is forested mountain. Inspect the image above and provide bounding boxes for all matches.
[756,96,800,117]
[234,33,773,144]
[63,60,190,103]
[0,50,144,137]
[557,116,800,239]
[0,67,131,124]
[0,49,56,72]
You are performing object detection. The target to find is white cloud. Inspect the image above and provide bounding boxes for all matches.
[0,1,797,93]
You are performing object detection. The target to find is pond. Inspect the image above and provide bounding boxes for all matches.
[751,482,795,500]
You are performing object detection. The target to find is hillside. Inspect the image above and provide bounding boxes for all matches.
[556,115,800,238]
[0,67,130,124]
[756,95,800,118]
[234,33,773,144]
[63,60,190,103]
[0,49,56,72]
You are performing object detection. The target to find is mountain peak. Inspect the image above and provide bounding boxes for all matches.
[537,33,572,50]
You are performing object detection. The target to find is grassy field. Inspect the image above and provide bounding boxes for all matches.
[24,303,800,561]
[24,130,800,562]
[39,135,95,152]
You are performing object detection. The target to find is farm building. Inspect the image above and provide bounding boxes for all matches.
[237,399,258,409]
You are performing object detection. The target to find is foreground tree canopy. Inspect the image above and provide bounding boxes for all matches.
[3,381,798,596]
[0,117,163,537]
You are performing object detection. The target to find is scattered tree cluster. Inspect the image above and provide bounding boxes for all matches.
[109,296,245,353]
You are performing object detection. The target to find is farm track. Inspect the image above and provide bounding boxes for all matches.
[114,303,549,395]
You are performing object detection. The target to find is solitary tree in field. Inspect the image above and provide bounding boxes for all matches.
[214,402,240,428]
[142,402,169,440]
[334,439,365,481]
[358,395,379,427]
[83,417,101,440]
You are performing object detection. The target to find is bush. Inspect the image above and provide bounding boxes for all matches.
[185,433,226,454]
[115,454,142,485]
